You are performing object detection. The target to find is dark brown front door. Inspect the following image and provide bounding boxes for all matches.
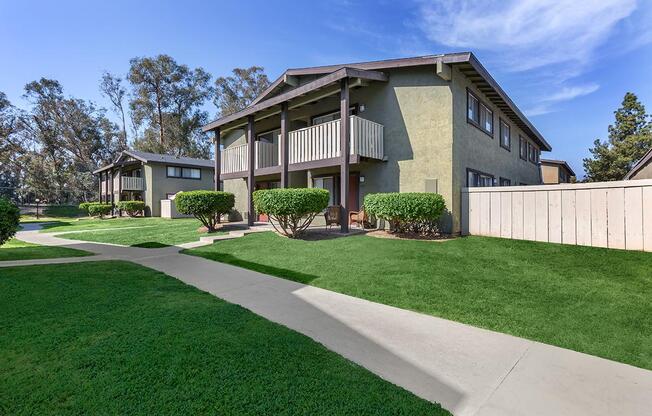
[348,173,359,212]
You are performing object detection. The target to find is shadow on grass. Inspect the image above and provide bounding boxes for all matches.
[186,251,317,285]
[132,242,170,248]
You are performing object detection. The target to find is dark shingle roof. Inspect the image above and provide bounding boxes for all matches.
[123,150,214,168]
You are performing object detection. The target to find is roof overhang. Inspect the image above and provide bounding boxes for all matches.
[202,67,388,133]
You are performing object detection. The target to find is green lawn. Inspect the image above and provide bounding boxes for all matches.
[0,261,446,415]
[41,217,218,248]
[186,233,652,370]
[0,239,91,261]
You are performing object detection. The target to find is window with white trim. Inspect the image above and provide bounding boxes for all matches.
[167,166,201,179]
[499,119,510,150]
[467,169,495,187]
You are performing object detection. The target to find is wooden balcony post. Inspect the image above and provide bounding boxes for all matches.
[98,172,102,202]
[214,128,221,191]
[109,170,114,207]
[247,115,256,226]
[340,78,350,233]
[280,102,289,188]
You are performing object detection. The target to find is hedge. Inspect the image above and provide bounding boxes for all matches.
[364,192,446,235]
[87,203,113,218]
[0,197,20,246]
[116,200,145,217]
[253,188,329,238]
[79,202,97,217]
[175,191,234,232]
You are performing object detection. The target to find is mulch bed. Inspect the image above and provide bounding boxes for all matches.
[366,229,456,241]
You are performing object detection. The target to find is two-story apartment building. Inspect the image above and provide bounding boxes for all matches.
[94,150,215,217]
[202,52,551,233]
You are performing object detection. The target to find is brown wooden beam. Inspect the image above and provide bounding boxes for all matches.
[280,102,289,188]
[247,115,256,226]
[339,78,350,233]
[214,128,221,191]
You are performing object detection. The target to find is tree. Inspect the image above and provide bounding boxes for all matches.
[100,72,128,148]
[214,66,270,116]
[21,78,122,203]
[0,92,25,201]
[128,55,213,158]
[584,92,652,181]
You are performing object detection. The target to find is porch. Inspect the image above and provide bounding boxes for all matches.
[203,66,390,231]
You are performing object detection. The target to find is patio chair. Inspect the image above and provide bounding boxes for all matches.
[324,205,341,229]
[349,206,369,228]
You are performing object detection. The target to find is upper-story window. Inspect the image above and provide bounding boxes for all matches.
[499,177,512,186]
[519,136,527,160]
[467,90,493,136]
[528,143,538,163]
[167,166,201,179]
[499,119,511,150]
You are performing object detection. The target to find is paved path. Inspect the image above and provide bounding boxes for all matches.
[4,226,652,416]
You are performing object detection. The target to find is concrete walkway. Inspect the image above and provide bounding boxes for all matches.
[4,225,652,416]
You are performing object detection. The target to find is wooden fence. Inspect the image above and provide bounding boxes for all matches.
[461,179,652,251]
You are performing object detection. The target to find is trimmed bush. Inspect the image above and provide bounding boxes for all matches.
[253,188,329,238]
[364,192,446,235]
[79,202,96,217]
[0,197,20,246]
[87,203,113,219]
[117,200,146,217]
[175,190,234,232]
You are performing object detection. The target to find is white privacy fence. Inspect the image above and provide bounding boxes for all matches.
[461,179,652,251]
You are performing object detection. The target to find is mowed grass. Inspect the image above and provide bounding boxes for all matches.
[0,239,91,261]
[42,217,215,248]
[0,261,446,415]
[186,233,652,370]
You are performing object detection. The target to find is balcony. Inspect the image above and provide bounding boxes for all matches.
[121,176,144,191]
[220,115,384,174]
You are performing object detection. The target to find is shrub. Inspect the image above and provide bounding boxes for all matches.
[175,190,234,232]
[0,197,20,246]
[87,203,113,219]
[45,205,84,218]
[364,192,446,235]
[79,202,96,217]
[253,188,329,238]
[117,200,146,217]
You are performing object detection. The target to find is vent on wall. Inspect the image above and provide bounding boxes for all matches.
[425,178,438,193]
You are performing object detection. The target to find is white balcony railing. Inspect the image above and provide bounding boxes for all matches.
[121,176,144,191]
[220,115,384,174]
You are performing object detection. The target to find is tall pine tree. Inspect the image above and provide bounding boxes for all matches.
[584,92,652,181]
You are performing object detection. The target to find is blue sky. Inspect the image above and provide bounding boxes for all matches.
[2,0,651,178]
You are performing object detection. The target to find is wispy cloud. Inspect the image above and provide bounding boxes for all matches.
[417,0,637,73]
[524,83,600,116]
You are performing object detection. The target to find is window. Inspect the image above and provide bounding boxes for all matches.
[467,91,480,124]
[311,106,357,126]
[528,143,537,163]
[167,166,201,180]
[467,89,493,136]
[559,170,568,183]
[499,119,511,150]
[499,177,511,186]
[467,169,495,187]
[313,176,336,206]
[519,136,527,160]
[480,104,493,134]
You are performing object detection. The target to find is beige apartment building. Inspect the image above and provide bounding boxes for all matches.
[203,52,551,233]
[541,159,576,184]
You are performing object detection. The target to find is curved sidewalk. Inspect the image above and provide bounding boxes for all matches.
[6,226,652,416]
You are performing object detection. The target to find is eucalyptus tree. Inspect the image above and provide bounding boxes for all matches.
[214,66,270,116]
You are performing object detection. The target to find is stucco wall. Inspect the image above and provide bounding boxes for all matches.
[146,164,214,216]
[541,164,560,184]
[451,65,542,232]
[630,159,652,180]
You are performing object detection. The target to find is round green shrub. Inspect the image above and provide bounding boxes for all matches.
[79,201,97,216]
[87,203,113,218]
[364,192,446,234]
[116,200,146,217]
[253,188,329,238]
[175,190,235,232]
[0,197,20,246]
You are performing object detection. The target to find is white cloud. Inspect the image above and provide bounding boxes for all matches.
[524,83,599,116]
[418,0,637,73]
